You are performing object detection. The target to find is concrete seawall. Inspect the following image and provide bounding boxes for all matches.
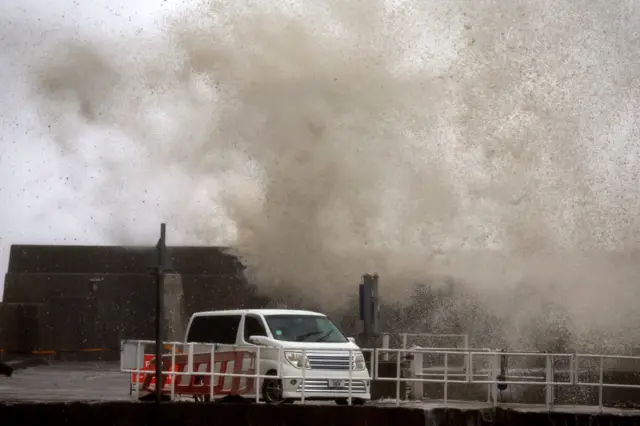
[1,244,272,360]
[6,245,244,275]
[1,274,266,352]
[1,402,639,426]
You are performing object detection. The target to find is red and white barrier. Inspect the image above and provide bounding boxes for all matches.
[130,354,175,390]
[137,350,256,397]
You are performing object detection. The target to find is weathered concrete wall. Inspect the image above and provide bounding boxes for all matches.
[1,244,274,359]
[1,275,157,353]
[0,275,267,356]
[0,303,47,354]
[3,272,268,316]
[180,274,271,313]
[7,245,244,275]
[0,402,638,426]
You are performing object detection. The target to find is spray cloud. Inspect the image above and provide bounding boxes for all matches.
[18,0,640,351]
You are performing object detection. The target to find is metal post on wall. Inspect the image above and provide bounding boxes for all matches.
[152,223,171,403]
[359,273,380,348]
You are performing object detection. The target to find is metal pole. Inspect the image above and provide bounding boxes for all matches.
[154,223,166,403]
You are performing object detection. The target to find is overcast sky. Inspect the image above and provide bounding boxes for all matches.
[0,0,191,299]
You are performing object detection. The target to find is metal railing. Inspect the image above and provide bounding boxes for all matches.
[381,332,470,351]
[120,340,640,411]
[378,332,496,365]
[399,348,640,411]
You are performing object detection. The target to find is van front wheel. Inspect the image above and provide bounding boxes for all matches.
[262,371,284,404]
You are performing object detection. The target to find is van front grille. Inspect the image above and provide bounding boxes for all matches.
[307,354,353,370]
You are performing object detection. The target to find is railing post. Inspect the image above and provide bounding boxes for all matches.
[169,344,176,401]
[410,349,423,400]
[255,346,261,403]
[402,333,408,349]
[569,353,575,385]
[278,347,283,382]
[209,345,215,400]
[395,350,401,406]
[301,348,307,404]
[373,348,378,379]
[135,341,141,398]
[348,348,354,405]
[186,342,194,391]
[598,356,604,412]
[444,352,448,405]
[489,353,499,406]
[545,353,554,409]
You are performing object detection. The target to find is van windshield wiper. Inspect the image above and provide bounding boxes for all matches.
[316,329,335,342]
[295,331,325,341]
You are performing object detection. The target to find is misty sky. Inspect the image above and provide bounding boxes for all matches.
[0,0,194,299]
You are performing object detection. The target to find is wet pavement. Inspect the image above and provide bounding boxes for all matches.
[0,361,131,402]
[1,361,639,416]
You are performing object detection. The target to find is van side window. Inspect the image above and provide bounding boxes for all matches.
[244,315,267,342]
[187,315,241,344]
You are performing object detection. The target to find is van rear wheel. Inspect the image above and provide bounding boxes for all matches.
[262,371,284,404]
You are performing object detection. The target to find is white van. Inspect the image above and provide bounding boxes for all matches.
[184,308,372,405]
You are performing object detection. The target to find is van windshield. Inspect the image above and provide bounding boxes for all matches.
[263,314,348,343]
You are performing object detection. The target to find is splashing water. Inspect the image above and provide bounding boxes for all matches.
[17,0,640,351]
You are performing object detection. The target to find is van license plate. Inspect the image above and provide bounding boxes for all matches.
[328,379,344,388]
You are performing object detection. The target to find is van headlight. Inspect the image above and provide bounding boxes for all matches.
[284,351,311,369]
[354,353,366,370]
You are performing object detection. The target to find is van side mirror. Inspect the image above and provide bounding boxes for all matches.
[347,337,356,344]
[249,335,271,346]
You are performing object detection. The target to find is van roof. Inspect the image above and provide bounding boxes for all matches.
[190,308,326,318]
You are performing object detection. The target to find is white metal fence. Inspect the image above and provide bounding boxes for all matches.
[384,348,640,411]
[120,340,640,411]
[381,332,470,352]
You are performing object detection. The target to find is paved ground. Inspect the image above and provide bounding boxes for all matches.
[373,399,640,416]
[1,361,639,416]
[0,361,131,402]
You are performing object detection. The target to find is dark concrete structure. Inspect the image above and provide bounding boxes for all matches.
[0,244,271,360]
[1,402,639,426]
